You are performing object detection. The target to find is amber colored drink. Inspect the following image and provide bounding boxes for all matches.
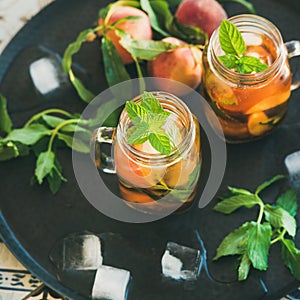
[202,17,293,143]
[113,95,201,215]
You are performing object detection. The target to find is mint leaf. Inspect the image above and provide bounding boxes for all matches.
[42,115,86,133]
[125,101,148,125]
[218,54,239,69]
[47,169,63,194]
[111,15,141,27]
[47,158,67,194]
[218,0,256,14]
[42,115,67,129]
[141,0,206,45]
[219,20,246,56]
[118,31,177,60]
[0,94,13,134]
[238,253,252,281]
[276,189,298,217]
[35,150,55,184]
[127,124,149,145]
[281,239,300,280]
[214,222,251,260]
[87,99,121,127]
[227,186,253,196]
[149,131,171,155]
[5,124,50,145]
[98,5,110,19]
[168,18,207,45]
[218,20,269,75]
[247,222,272,270]
[125,92,173,155]
[141,92,164,113]
[0,142,19,161]
[62,28,95,102]
[101,36,131,87]
[150,112,171,130]
[131,136,149,145]
[140,0,171,36]
[238,56,268,74]
[213,194,260,214]
[69,71,95,103]
[255,175,285,195]
[58,133,90,153]
[264,204,296,237]
[62,29,94,72]
[100,0,140,20]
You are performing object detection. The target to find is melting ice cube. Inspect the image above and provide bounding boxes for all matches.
[285,151,300,190]
[161,242,201,281]
[92,265,131,300]
[50,232,103,271]
[29,55,67,94]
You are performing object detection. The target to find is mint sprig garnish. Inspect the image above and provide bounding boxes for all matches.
[0,94,93,194]
[213,175,300,281]
[218,20,268,74]
[125,92,173,155]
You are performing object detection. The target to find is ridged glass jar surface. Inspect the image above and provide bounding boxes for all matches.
[202,14,295,143]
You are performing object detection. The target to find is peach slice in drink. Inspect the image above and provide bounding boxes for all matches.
[118,183,155,204]
[218,117,249,140]
[205,71,238,107]
[114,141,166,189]
[164,118,201,188]
[247,111,273,136]
[245,90,291,115]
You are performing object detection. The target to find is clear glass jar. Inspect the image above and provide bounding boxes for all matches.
[95,91,201,215]
[202,14,300,143]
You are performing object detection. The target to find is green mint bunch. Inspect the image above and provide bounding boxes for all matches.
[218,20,268,74]
[0,94,91,194]
[213,175,300,281]
[125,91,173,155]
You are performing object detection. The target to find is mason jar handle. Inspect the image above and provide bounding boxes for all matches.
[285,40,300,91]
[91,127,116,174]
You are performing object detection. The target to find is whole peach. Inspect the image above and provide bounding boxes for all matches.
[147,37,202,96]
[100,6,152,64]
[176,0,227,37]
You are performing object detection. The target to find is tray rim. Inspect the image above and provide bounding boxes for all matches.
[0,0,300,299]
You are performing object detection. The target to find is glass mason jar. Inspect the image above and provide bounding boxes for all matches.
[94,92,201,215]
[202,14,300,143]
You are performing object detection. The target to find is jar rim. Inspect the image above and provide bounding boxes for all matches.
[117,91,195,164]
[208,14,285,85]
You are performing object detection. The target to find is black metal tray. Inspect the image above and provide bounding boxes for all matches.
[0,0,300,299]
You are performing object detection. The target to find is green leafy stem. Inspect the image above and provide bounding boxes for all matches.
[0,100,91,194]
[62,0,210,101]
[62,0,257,100]
[214,175,300,281]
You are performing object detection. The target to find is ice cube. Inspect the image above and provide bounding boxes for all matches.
[242,33,262,46]
[164,116,184,147]
[92,265,131,300]
[285,151,300,190]
[161,250,183,280]
[161,242,201,281]
[29,56,67,94]
[50,232,103,271]
[138,140,160,154]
